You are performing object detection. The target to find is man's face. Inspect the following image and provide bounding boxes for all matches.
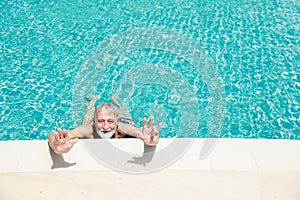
[95,110,117,135]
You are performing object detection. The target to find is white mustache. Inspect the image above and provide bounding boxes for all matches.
[99,127,112,132]
[96,127,116,139]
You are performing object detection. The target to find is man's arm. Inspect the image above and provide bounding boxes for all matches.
[117,117,162,146]
[68,124,94,139]
[117,123,143,138]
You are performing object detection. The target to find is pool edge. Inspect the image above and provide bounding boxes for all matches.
[0,138,299,173]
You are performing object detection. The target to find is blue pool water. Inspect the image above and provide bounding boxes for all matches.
[0,0,299,140]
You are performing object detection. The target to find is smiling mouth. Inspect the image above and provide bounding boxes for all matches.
[102,131,110,133]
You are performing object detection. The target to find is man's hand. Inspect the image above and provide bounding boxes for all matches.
[48,128,79,154]
[141,117,162,146]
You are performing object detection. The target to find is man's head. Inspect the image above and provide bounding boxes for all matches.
[94,103,118,138]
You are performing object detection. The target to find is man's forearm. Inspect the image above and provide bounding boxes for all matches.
[72,124,93,138]
[117,122,143,138]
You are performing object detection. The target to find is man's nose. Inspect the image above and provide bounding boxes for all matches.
[103,122,109,129]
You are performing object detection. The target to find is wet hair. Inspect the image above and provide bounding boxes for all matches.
[94,103,118,121]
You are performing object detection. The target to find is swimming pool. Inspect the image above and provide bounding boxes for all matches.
[0,0,299,141]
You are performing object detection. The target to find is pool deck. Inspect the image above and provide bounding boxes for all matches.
[0,138,300,199]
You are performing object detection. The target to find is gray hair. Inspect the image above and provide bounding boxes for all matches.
[94,103,118,121]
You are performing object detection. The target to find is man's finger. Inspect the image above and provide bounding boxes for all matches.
[58,128,66,139]
[61,129,69,138]
[64,138,79,148]
[70,138,79,145]
[57,128,62,136]
[54,132,60,142]
[148,116,154,127]
[150,134,154,144]
[142,118,147,127]
[156,122,162,130]
[49,134,58,145]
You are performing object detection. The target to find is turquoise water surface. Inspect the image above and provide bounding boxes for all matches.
[0,0,299,140]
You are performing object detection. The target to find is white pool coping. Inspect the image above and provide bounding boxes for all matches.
[1,138,299,172]
[1,138,300,200]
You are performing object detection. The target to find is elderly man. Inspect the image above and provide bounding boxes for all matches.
[48,102,161,154]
